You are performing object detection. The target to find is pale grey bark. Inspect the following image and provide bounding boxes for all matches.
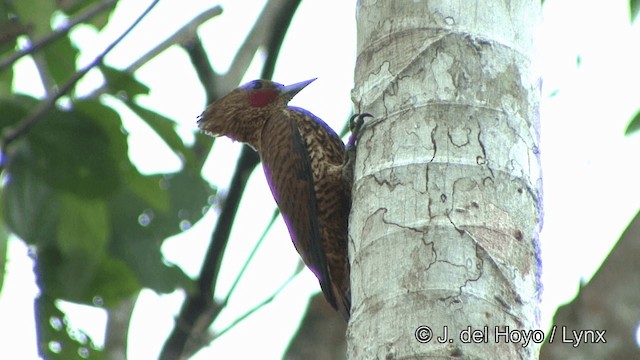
[349,1,542,359]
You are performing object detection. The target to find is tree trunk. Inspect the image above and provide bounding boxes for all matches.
[349,1,542,359]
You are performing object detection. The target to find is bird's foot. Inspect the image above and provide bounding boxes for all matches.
[346,113,372,151]
[343,113,373,184]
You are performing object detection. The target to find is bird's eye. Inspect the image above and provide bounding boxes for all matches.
[250,81,263,90]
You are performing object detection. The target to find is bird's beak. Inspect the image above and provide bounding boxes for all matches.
[281,78,316,101]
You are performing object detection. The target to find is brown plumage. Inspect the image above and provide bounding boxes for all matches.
[198,79,351,320]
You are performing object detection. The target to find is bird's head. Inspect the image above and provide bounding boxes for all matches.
[197,78,316,149]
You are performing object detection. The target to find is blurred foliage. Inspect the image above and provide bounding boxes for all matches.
[0,0,216,358]
[624,0,640,134]
[625,110,640,136]
[632,0,640,22]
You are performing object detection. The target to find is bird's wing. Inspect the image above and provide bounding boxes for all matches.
[260,113,337,309]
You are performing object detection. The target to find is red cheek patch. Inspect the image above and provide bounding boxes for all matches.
[248,90,278,107]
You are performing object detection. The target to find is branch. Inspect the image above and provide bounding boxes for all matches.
[104,293,138,359]
[0,0,117,72]
[199,147,259,300]
[126,6,222,73]
[159,146,259,360]
[260,0,302,79]
[181,34,218,104]
[0,0,160,153]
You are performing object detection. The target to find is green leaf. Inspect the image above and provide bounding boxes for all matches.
[123,167,170,212]
[43,35,79,86]
[35,295,106,360]
[108,182,184,293]
[75,100,171,211]
[125,101,196,168]
[73,100,129,161]
[0,94,39,128]
[59,0,118,30]
[632,0,640,22]
[100,65,150,99]
[108,219,193,294]
[164,171,217,231]
[57,193,109,263]
[38,244,140,306]
[11,0,56,36]
[1,98,126,246]
[27,108,121,197]
[2,146,61,246]
[625,109,640,135]
[87,257,140,307]
[0,67,12,96]
[107,170,214,293]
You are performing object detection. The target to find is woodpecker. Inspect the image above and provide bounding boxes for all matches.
[198,79,365,320]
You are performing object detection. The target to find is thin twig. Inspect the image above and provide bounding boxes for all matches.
[0,0,160,152]
[0,0,118,72]
[126,6,222,73]
[222,208,280,307]
[213,265,304,342]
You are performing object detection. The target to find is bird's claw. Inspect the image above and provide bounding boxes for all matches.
[343,113,373,184]
[347,113,372,149]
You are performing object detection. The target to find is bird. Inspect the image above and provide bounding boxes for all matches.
[198,78,362,321]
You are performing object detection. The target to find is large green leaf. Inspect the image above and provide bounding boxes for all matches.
[26,107,121,198]
[1,97,122,245]
[76,100,173,211]
[73,100,129,161]
[38,244,140,307]
[2,145,61,246]
[57,193,109,263]
[43,36,79,86]
[625,109,640,136]
[100,65,150,99]
[122,165,170,212]
[0,94,39,128]
[11,0,56,36]
[107,169,215,293]
[632,0,640,22]
[0,68,13,96]
[59,0,118,30]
